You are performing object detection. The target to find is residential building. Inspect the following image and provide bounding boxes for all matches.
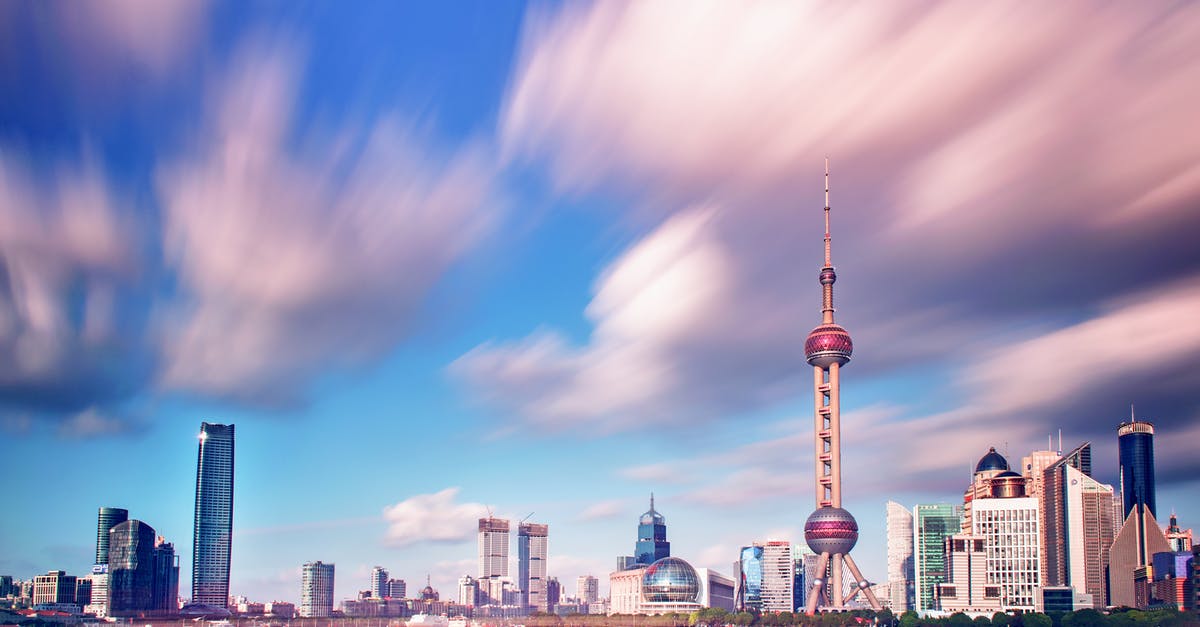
[370,566,388,599]
[886,501,915,612]
[913,503,962,612]
[477,517,509,605]
[300,561,335,618]
[458,575,477,606]
[193,422,235,607]
[96,507,129,566]
[576,575,599,605]
[518,522,549,612]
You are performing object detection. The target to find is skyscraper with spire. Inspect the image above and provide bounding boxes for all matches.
[800,161,882,614]
[635,494,669,565]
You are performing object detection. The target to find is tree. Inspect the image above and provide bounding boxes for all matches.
[1021,613,1052,627]
[991,613,1010,627]
[875,609,896,626]
[1062,609,1105,627]
[899,611,921,627]
[973,616,992,626]
[948,613,973,627]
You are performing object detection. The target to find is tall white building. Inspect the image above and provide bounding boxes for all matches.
[518,522,549,612]
[886,501,915,612]
[760,542,794,613]
[369,566,388,599]
[973,494,1041,611]
[300,561,335,618]
[576,575,599,604]
[458,575,478,606]
[477,517,510,605]
[936,534,1000,614]
[608,567,646,615]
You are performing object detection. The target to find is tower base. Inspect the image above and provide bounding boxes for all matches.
[803,552,882,615]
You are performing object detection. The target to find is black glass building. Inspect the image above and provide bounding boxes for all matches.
[96,507,129,565]
[1118,421,1155,520]
[109,520,156,616]
[193,422,234,606]
[635,495,670,565]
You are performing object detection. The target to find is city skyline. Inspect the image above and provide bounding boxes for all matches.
[2,0,1199,610]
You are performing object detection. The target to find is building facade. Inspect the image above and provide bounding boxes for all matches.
[635,495,670,565]
[193,422,235,607]
[387,578,406,600]
[608,567,646,615]
[108,520,156,616]
[973,494,1041,611]
[32,571,77,606]
[518,522,549,612]
[1118,420,1156,520]
[300,561,335,618]
[886,501,915,612]
[477,517,509,605]
[1042,446,1115,608]
[576,575,599,605]
[736,545,763,612]
[152,537,180,613]
[913,503,962,612]
[458,575,478,606]
[96,507,129,566]
[935,534,1000,614]
[370,566,388,599]
[761,542,794,613]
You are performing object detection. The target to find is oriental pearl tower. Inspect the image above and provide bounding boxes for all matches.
[801,160,882,614]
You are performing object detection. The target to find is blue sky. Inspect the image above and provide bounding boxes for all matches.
[2,0,1199,605]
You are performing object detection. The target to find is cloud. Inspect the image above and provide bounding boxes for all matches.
[575,500,626,522]
[56,407,141,439]
[157,40,497,404]
[382,488,489,548]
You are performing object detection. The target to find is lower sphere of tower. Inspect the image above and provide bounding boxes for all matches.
[804,506,859,555]
[804,323,853,368]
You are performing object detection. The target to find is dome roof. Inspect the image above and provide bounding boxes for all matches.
[805,323,853,368]
[994,470,1022,478]
[975,447,1009,473]
[641,557,700,604]
[803,506,859,555]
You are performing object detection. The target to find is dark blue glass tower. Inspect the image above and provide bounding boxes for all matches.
[96,507,129,565]
[737,545,763,612]
[635,494,669,565]
[108,520,156,616]
[1118,420,1155,520]
[193,422,234,607]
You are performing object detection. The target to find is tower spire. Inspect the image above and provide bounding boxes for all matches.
[824,156,831,267]
[820,157,837,324]
[650,492,655,512]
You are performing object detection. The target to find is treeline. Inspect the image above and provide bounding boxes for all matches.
[523,607,1200,627]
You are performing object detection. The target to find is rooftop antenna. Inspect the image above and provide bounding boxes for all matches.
[1058,429,1062,455]
[650,492,655,511]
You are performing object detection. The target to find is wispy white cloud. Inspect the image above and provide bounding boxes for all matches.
[382,488,489,548]
[575,500,626,522]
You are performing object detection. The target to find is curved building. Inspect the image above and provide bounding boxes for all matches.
[193,422,234,607]
[1118,420,1155,519]
[641,557,701,614]
[108,520,156,616]
[96,507,129,566]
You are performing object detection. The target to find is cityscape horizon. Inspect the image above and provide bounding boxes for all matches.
[2,1,1198,623]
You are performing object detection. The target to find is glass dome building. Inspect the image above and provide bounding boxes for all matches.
[640,557,701,614]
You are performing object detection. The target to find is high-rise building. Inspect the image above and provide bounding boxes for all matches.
[546,576,561,610]
[387,578,406,599]
[1118,419,1156,520]
[458,575,478,606]
[477,517,509,605]
[963,447,1009,531]
[518,522,549,612]
[576,575,599,605]
[799,161,881,614]
[972,481,1042,611]
[370,566,388,599]
[886,501,915,611]
[736,546,763,612]
[108,520,156,616]
[32,571,77,606]
[300,561,335,618]
[96,507,129,566]
[193,422,235,607]
[761,542,794,613]
[1043,443,1115,608]
[74,578,92,608]
[152,537,180,614]
[913,503,962,612]
[635,495,670,565]
[1166,513,1194,553]
[83,566,110,617]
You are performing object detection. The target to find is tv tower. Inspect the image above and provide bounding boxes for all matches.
[801,160,882,614]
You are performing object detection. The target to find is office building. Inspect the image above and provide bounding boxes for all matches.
[886,501,915,612]
[696,568,736,611]
[1118,419,1156,520]
[83,566,109,617]
[458,575,478,606]
[1110,505,1172,608]
[761,541,794,613]
[152,538,179,614]
[963,447,1009,531]
[972,479,1042,612]
[935,534,999,614]
[1166,513,1194,553]
[370,566,388,599]
[1149,551,1194,610]
[798,162,881,613]
[635,495,670,565]
[518,522,549,612]
[576,575,599,605]
[74,577,92,608]
[300,561,335,618]
[736,545,763,612]
[1043,444,1115,608]
[108,520,156,616]
[546,576,561,610]
[193,422,235,607]
[33,571,77,606]
[387,578,406,599]
[913,503,962,612]
[96,507,129,566]
[477,517,509,605]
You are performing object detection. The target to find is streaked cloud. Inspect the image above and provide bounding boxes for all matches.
[382,488,489,548]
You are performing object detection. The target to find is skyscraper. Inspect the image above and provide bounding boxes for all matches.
[477,517,509,605]
[152,537,180,614]
[518,522,549,612]
[387,578,406,599]
[913,503,962,613]
[193,422,235,607]
[760,541,794,613]
[96,507,129,566]
[108,520,156,616]
[1118,419,1156,519]
[971,478,1042,611]
[576,575,599,605]
[635,495,669,565]
[1043,442,1116,608]
[736,546,763,612]
[370,566,388,599]
[800,161,881,614]
[886,501,915,612]
[300,561,335,618]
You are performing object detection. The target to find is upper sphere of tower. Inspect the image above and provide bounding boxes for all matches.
[805,323,853,368]
[975,447,1009,474]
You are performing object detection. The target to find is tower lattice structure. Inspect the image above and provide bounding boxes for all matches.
[801,160,882,614]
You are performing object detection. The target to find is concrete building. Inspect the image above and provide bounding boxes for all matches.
[761,541,794,613]
[32,572,76,606]
[83,566,109,618]
[370,566,388,599]
[935,534,999,614]
[972,480,1042,612]
[1149,551,1194,610]
[1166,513,1194,553]
[576,575,599,605]
[518,522,549,612]
[963,447,1009,532]
[192,422,235,607]
[1110,506,1172,608]
[477,517,509,605]
[886,501,915,612]
[1042,444,1115,608]
[387,578,406,599]
[914,503,962,612]
[696,568,735,611]
[608,566,646,614]
[458,575,478,606]
[300,561,335,618]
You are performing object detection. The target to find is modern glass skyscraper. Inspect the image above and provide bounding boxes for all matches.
[736,546,764,612]
[518,522,549,612]
[152,538,180,614]
[108,520,156,616]
[193,422,235,606]
[1043,444,1115,609]
[635,495,669,565]
[1118,420,1156,520]
[886,501,915,611]
[913,503,962,612]
[96,507,129,566]
[300,561,335,618]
